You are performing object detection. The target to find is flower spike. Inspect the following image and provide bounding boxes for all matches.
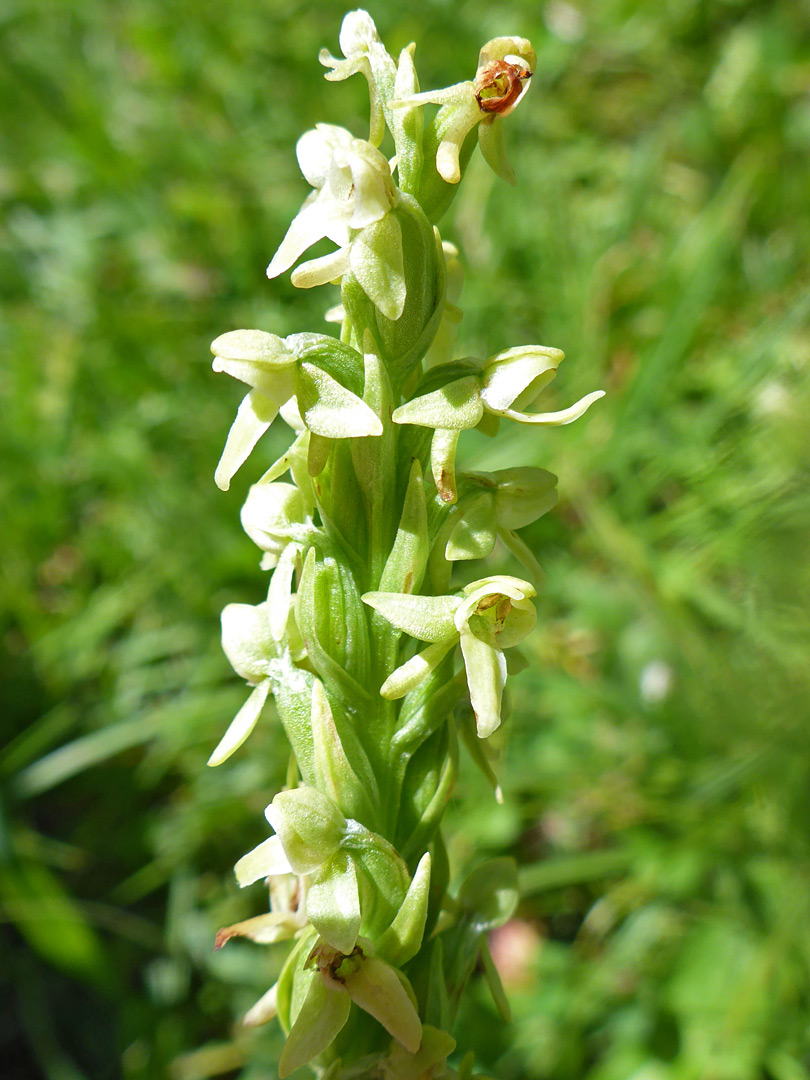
[209,13,605,1075]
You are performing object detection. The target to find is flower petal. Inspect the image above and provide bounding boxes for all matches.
[306,853,361,955]
[207,679,271,767]
[290,245,352,290]
[279,974,351,1079]
[459,628,507,738]
[480,346,564,412]
[242,982,279,1028]
[215,911,303,950]
[435,99,482,184]
[342,955,422,1053]
[297,363,384,438]
[221,601,276,682]
[431,427,461,504]
[215,390,280,492]
[500,389,606,425]
[380,638,457,700]
[211,328,294,366]
[392,377,483,430]
[234,835,294,888]
[266,787,345,875]
[266,201,346,281]
[267,543,298,641]
[391,82,475,110]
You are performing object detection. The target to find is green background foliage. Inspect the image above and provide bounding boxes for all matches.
[2,0,809,1076]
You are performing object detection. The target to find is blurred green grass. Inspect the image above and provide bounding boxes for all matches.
[2,0,809,1077]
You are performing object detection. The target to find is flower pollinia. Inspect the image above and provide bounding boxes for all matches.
[208,10,604,1077]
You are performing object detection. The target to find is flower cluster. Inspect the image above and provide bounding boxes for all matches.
[207,11,603,1078]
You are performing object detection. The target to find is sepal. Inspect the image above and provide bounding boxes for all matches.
[240,481,311,565]
[361,591,460,643]
[234,835,294,888]
[392,375,482,430]
[279,971,351,1079]
[340,952,421,1053]
[306,851,361,953]
[220,601,276,683]
[266,787,346,875]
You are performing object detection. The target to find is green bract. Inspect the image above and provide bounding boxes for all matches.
[207,9,603,1077]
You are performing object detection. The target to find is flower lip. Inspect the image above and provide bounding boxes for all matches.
[475,60,532,116]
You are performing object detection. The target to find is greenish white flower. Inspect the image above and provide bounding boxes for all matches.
[240,481,311,567]
[362,575,536,737]
[265,124,407,320]
[211,328,383,490]
[318,11,395,147]
[392,36,536,184]
[444,467,558,580]
[392,345,604,502]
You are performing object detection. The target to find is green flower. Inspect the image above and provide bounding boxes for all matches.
[279,937,422,1078]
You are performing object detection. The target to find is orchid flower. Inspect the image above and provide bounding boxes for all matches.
[318,11,396,147]
[392,36,536,185]
[442,467,559,581]
[279,938,422,1078]
[211,328,382,490]
[363,575,537,737]
[392,345,604,501]
[207,601,278,767]
[265,124,407,320]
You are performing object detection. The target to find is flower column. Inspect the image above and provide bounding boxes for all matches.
[208,11,603,1079]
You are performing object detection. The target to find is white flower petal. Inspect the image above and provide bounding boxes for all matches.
[215,390,280,492]
[298,363,383,438]
[362,591,460,643]
[215,911,303,950]
[501,389,606,425]
[380,638,457,700]
[266,202,343,281]
[480,346,564,412]
[431,427,461,504]
[235,836,294,888]
[221,601,276,682]
[296,125,353,188]
[268,544,298,641]
[207,680,271,767]
[290,245,352,290]
[242,982,279,1028]
[459,629,507,738]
